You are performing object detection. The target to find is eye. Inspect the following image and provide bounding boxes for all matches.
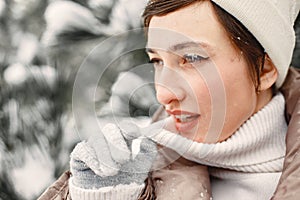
[149,58,164,68]
[182,54,208,64]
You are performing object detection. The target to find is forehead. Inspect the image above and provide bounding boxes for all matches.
[146,1,226,51]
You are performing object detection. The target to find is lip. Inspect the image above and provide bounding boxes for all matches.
[166,110,200,132]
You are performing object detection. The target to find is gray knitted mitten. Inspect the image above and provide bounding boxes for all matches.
[70,123,157,189]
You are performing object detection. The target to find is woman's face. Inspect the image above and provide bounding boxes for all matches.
[147,1,260,143]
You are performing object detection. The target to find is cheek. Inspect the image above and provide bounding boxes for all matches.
[222,58,256,110]
[191,80,211,115]
[187,74,213,134]
[219,60,257,140]
[192,71,228,142]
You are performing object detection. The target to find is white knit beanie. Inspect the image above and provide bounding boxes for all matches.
[211,0,300,88]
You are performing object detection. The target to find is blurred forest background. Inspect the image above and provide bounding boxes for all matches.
[0,0,299,199]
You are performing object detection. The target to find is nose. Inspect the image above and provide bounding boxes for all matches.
[155,67,185,105]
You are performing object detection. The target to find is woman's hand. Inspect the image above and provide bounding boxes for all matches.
[70,122,157,189]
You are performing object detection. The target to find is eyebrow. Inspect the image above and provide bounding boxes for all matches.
[146,41,214,54]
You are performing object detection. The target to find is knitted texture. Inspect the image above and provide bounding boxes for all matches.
[69,180,144,200]
[211,0,300,87]
[149,93,287,173]
[69,122,157,200]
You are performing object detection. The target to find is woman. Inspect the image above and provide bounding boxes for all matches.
[141,1,299,199]
[39,0,300,199]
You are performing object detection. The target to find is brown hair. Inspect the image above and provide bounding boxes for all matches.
[142,0,265,91]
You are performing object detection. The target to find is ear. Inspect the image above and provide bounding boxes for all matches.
[259,54,278,91]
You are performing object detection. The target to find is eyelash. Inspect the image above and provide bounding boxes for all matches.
[149,54,208,68]
[182,54,208,64]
